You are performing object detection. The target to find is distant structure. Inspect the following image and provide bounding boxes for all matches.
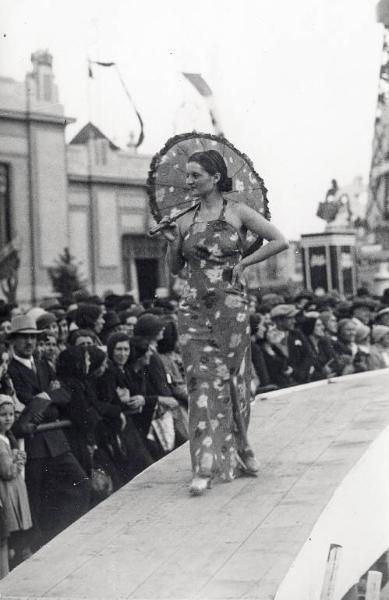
[317,178,367,230]
[366,0,389,247]
[359,0,389,293]
[0,50,166,302]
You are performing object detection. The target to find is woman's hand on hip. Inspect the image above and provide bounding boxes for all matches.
[231,263,246,288]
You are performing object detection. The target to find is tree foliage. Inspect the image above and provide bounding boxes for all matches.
[48,248,87,303]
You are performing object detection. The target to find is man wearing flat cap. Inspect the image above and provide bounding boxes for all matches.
[8,315,90,549]
[270,304,315,384]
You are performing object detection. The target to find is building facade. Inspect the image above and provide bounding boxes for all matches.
[0,50,166,303]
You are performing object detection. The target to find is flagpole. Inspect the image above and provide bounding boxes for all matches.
[114,65,144,148]
[86,57,97,294]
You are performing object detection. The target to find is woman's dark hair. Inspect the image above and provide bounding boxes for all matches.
[106,332,131,360]
[300,316,320,337]
[128,336,150,363]
[188,150,232,192]
[68,329,96,346]
[157,321,178,354]
[249,313,262,336]
[57,346,88,380]
[88,346,107,376]
[74,303,102,329]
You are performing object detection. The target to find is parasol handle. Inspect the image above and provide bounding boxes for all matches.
[149,202,200,236]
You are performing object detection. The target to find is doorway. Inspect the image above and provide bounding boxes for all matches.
[122,235,166,301]
[135,258,159,302]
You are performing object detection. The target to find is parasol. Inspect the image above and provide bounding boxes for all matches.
[147,132,270,256]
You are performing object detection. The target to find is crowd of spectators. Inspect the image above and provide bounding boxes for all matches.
[0,284,388,577]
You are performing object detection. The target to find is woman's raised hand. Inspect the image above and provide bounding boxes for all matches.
[159,216,179,243]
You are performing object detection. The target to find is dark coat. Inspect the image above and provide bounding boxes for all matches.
[251,341,272,387]
[285,330,315,384]
[9,357,71,459]
[261,344,296,388]
[305,336,341,380]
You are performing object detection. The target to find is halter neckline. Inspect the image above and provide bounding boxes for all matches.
[192,197,227,224]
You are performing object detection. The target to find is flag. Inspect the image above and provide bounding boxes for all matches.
[182,72,223,135]
[182,73,212,97]
[87,60,144,147]
[0,237,21,280]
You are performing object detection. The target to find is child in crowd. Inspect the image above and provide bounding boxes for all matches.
[0,395,32,578]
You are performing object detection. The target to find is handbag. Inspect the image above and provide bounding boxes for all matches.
[149,406,175,452]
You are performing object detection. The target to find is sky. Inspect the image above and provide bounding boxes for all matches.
[0,0,384,239]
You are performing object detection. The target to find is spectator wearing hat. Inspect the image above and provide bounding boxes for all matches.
[299,313,339,380]
[39,298,61,312]
[355,323,371,356]
[68,329,96,348]
[351,298,376,328]
[36,312,59,341]
[270,304,314,384]
[134,314,184,457]
[74,303,105,345]
[100,311,121,345]
[52,309,69,351]
[249,314,277,393]
[375,307,389,328]
[125,337,159,448]
[367,325,389,370]
[51,346,100,474]
[334,301,352,321]
[333,319,368,375]
[36,332,59,377]
[118,310,139,338]
[319,311,338,343]
[7,315,90,549]
[294,291,314,311]
[98,333,154,483]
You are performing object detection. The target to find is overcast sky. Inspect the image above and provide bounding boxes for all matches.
[0,0,383,239]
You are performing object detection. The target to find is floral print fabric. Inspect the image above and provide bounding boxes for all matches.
[177,200,254,481]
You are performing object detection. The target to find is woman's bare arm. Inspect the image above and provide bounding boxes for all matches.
[231,204,289,286]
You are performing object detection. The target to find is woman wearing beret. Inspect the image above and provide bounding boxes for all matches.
[162,149,288,495]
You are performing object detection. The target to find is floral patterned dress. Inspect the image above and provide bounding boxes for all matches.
[178,198,255,482]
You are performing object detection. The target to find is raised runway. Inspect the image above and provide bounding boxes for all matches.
[1,370,389,600]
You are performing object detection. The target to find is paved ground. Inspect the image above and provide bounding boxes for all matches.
[1,370,389,600]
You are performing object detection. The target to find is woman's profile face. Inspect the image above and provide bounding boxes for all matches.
[313,319,325,338]
[265,323,282,345]
[326,315,338,333]
[381,332,389,348]
[186,162,218,198]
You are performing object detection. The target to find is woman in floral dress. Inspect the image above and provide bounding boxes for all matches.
[162,150,288,495]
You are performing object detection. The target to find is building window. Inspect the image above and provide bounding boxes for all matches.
[0,164,11,247]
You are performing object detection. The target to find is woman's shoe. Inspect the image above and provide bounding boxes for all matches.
[244,455,259,476]
[237,453,259,477]
[189,477,211,496]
